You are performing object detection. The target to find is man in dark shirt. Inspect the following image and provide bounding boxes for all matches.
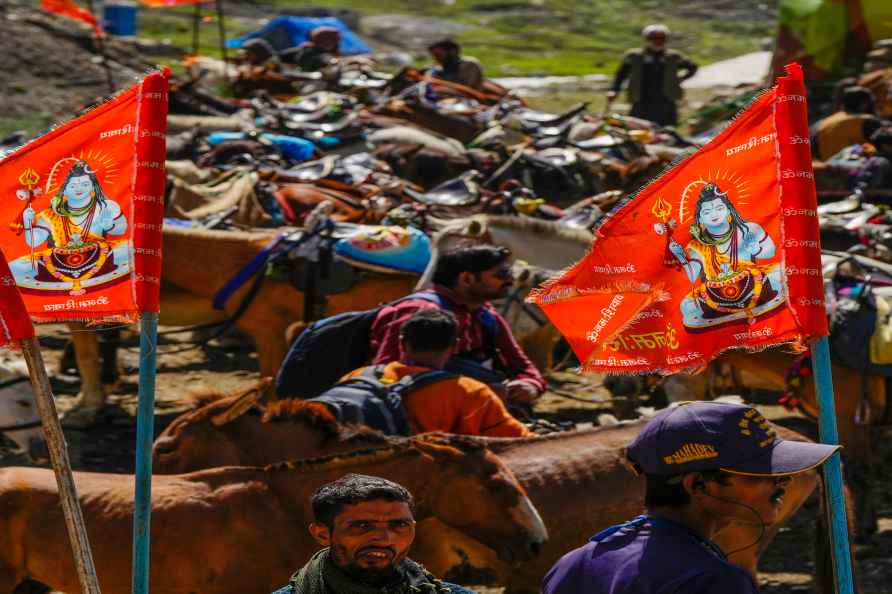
[542,401,840,594]
[427,38,485,91]
[280,27,341,72]
[607,24,698,127]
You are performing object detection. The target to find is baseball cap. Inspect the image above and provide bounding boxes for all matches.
[626,401,840,477]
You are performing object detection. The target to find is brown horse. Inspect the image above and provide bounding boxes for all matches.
[152,385,401,474]
[64,225,418,426]
[0,435,547,594]
[662,348,884,542]
[150,390,826,592]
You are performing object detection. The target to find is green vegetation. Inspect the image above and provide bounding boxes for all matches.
[134,0,777,77]
[0,113,55,139]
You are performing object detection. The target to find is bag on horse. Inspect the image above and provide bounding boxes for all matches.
[275,290,502,398]
[310,364,454,435]
[828,256,892,375]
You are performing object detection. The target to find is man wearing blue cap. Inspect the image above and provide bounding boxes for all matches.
[542,401,839,594]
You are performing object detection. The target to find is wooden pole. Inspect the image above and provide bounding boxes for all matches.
[810,336,856,594]
[131,312,159,594]
[191,1,201,56]
[214,0,228,83]
[20,336,102,594]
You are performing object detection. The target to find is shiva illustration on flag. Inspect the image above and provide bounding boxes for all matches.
[529,64,828,375]
[0,70,169,323]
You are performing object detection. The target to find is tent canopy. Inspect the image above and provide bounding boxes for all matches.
[226,16,371,54]
[772,0,892,80]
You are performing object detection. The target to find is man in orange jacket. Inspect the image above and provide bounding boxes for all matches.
[342,309,533,438]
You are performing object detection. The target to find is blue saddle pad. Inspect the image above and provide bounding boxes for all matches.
[334,225,430,274]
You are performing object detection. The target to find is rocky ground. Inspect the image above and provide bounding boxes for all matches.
[3,326,892,593]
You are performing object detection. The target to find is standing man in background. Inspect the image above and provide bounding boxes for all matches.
[607,24,698,127]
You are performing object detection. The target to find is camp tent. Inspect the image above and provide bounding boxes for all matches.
[772,0,892,80]
[226,16,371,55]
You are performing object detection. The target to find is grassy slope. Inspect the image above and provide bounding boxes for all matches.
[137,0,778,77]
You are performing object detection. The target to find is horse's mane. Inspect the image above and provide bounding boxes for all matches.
[263,432,486,474]
[262,399,402,446]
[482,215,594,245]
[187,386,239,408]
[473,421,645,454]
[181,383,404,447]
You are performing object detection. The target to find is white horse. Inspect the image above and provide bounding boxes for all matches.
[0,358,45,461]
[417,214,594,289]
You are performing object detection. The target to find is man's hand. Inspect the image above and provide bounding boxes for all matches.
[505,380,540,404]
[606,90,618,104]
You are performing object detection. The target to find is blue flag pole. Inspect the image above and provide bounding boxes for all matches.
[132,311,158,594]
[810,335,855,594]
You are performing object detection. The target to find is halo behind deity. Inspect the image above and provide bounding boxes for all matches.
[44,150,120,199]
[678,169,751,225]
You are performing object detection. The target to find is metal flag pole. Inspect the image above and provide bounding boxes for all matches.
[20,336,102,594]
[131,311,158,594]
[810,336,855,594]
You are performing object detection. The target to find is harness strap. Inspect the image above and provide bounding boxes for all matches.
[212,234,286,310]
[498,285,548,327]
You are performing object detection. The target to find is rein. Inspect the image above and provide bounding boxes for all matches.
[498,285,548,328]
[0,376,42,433]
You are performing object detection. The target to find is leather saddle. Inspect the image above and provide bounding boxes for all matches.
[273,153,387,186]
[506,103,589,136]
[404,171,481,206]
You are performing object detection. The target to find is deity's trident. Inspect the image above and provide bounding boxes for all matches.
[15,168,43,272]
[651,196,679,268]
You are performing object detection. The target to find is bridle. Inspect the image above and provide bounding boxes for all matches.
[0,376,42,433]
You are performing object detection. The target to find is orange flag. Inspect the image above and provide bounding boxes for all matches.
[0,249,36,348]
[40,0,102,35]
[0,70,169,324]
[138,0,212,6]
[529,63,827,374]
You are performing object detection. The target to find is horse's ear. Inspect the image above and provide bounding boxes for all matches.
[512,260,532,284]
[211,378,271,427]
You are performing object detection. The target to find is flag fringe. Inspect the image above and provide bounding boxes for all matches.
[30,312,141,325]
[579,335,807,377]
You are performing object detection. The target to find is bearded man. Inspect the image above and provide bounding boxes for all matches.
[270,474,474,594]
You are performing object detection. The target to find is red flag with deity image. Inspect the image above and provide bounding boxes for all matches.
[529,63,827,374]
[0,248,36,348]
[0,70,168,324]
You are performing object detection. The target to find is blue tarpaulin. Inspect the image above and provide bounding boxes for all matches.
[226,16,371,55]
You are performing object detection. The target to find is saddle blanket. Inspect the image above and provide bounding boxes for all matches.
[334,225,430,274]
